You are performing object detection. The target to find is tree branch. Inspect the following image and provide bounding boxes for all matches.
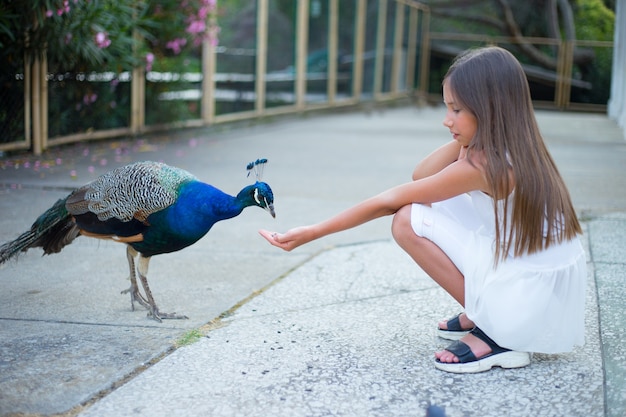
[557,0,576,40]
[545,0,559,40]
[495,0,557,69]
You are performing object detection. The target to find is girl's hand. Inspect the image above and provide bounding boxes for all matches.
[259,227,315,252]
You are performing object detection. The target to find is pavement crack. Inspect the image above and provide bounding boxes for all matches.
[0,317,167,329]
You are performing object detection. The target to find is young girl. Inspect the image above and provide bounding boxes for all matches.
[259,46,586,374]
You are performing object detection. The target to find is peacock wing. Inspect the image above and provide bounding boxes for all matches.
[66,161,196,224]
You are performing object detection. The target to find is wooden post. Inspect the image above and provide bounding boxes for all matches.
[406,7,418,93]
[255,0,268,114]
[561,40,574,109]
[391,3,405,93]
[295,0,310,110]
[352,0,366,101]
[327,0,339,104]
[608,0,625,135]
[555,41,568,109]
[40,53,48,151]
[202,20,216,124]
[31,56,42,155]
[130,66,145,133]
[23,54,32,151]
[418,8,431,99]
[130,27,145,134]
[373,0,387,98]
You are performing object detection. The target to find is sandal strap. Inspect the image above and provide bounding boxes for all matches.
[440,327,511,364]
[441,340,478,363]
[470,327,511,355]
[442,313,465,331]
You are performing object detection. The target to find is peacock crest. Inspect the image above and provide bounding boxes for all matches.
[247,158,268,181]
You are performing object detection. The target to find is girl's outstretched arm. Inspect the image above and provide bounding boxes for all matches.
[260,152,486,252]
[259,192,399,251]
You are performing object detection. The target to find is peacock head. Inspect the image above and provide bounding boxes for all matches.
[242,159,275,218]
[238,182,275,218]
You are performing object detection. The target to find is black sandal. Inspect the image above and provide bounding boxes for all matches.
[437,313,472,340]
[435,327,531,374]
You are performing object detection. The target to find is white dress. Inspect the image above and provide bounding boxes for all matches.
[410,191,586,353]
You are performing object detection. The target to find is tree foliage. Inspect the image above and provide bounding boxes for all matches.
[424,0,614,69]
[0,0,217,72]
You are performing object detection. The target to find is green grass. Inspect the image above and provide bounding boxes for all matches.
[176,329,203,347]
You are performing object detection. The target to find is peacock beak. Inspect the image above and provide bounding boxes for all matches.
[266,203,275,218]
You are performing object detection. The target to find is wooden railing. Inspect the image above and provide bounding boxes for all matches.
[1,0,613,155]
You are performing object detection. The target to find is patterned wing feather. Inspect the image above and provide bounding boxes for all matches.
[66,162,196,223]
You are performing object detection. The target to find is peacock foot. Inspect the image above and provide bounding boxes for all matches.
[121,286,151,311]
[148,306,189,322]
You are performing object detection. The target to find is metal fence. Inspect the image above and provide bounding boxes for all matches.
[0,0,614,155]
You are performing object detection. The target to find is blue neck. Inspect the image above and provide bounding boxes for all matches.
[135,180,267,257]
[175,182,245,230]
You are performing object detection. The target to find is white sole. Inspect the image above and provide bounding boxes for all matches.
[434,351,532,374]
[437,329,470,341]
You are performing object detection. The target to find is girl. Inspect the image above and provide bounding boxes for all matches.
[259,46,586,374]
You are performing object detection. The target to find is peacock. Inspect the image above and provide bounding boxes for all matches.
[0,159,275,321]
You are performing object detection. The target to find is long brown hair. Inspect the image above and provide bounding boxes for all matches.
[444,46,581,261]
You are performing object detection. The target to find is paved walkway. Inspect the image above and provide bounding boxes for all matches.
[0,106,624,417]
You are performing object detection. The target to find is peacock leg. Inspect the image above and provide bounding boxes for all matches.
[120,246,151,311]
[136,254,189,322]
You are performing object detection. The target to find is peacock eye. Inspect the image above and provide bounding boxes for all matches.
[253,188,261,204]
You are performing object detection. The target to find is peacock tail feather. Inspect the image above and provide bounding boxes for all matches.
[0,197,79,264]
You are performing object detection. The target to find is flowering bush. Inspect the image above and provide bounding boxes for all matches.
[147,0,219,59]
[0,0,219,72]
[0,1,219,141]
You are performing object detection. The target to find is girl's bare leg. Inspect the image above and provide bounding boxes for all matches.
[391,205,466,306]
[392,205,491,363]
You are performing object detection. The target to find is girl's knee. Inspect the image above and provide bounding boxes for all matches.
[391,205,413,244]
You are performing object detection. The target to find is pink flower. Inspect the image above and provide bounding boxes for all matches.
[57,0,70,16]
[166,38,187,55]
[83,93,97,105]
[94,32,111,49]
[145,52,154,71]
[186,20,205,34]
[46,10,53,18]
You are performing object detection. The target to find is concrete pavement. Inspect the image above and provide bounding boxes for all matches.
[0,106,624,417]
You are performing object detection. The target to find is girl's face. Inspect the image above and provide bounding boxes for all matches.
[442,81,477,147]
